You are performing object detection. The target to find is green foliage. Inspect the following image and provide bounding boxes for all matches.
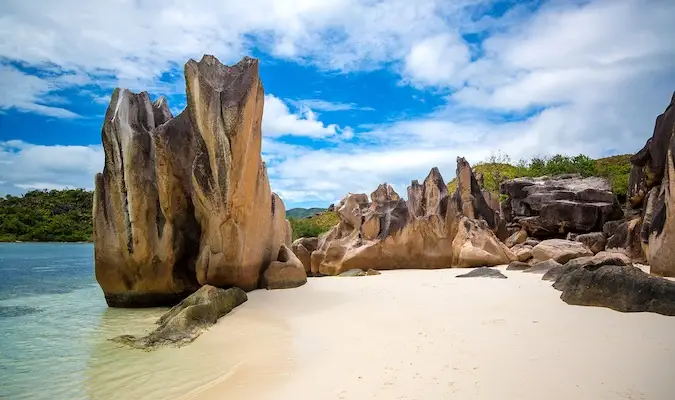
[595,154,632,202]
[0,189,93,242]
[288,211,340,241]
[446,152,631,198]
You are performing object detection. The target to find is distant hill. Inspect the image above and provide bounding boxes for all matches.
[0,189,93,242]
[286,207,327,219]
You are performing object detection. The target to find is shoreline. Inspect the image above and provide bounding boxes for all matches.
[176,266,675,400]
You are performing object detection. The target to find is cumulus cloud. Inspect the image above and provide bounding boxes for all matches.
[262,95,353,139]
[0,65,81,118]
[0,141,103,195]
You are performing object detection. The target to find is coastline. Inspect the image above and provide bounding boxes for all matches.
[179,266,675,400]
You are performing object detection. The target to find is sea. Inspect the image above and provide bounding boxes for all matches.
[0,243,234,400]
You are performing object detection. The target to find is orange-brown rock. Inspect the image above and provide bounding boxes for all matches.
[309,161,514,275]
[93,55,289,307]
[263,245,307,289]
[291,237,319,274]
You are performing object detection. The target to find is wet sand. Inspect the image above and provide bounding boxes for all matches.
[184,266,675,400]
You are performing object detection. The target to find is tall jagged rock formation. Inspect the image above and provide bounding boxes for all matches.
[93,56,292,307]
[309,159,515,275]
[631,92,675,276]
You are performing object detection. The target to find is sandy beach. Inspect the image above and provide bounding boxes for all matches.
[177,266,675,400]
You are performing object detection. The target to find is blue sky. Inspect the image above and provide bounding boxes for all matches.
[1,0,674,208]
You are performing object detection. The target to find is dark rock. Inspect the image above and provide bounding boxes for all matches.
[566,232,578,241]
[563,251,631,269]
[500,175,623,238]
[603,220,624,238]
[552,265,675,316]
[111,286,247,349]
[542,265,572,281]
[645,125,675,276]
[606,218,644,261]
[523,259,562,274]
[574,232,607,254]
[523,238,540,247]
[456,267,507,279]
[506,261,531,271]
[627,164,648,209]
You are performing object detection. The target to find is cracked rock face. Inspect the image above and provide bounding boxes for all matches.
[93,56,290,307]
[499,174,624,238]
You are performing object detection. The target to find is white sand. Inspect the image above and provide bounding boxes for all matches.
[182,267,675,400]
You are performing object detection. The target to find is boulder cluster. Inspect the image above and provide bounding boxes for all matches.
[294,160,516,276]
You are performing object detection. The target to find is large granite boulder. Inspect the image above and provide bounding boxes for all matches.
[531,239,593,264]
[262,244,307,289]
[93,56,290,307]
[310,160,514,275]
[112,285,248,349]
[500,174,623,237]
[552,265,675,316]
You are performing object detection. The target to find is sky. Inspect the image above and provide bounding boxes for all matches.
[1,0,674,208]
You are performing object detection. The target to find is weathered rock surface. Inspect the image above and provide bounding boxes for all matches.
[506,261,531,271]
[263,245,307,289]
[645,124,675,276]
[531,239,593,264]
[510,244,533,262]
[523,259,562,274]
[310,159,514,275]
[574,232,607,254]
[552,265,675,316]
[505,229,528,248]
[500,174,623,237]
[563,251,632,269]
[93,55,290,307]
[457,267,507,279]
[291,237,319,274]
[627,92,675,274]
[111,285,247,349]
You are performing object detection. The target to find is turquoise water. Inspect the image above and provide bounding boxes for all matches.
[0,243,234,400]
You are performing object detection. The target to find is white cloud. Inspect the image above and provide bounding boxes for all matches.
[0,65,81,118]
[403,33,471,87]
[0,141,103,194]
[262,94,353,139]
[286,99,373,112]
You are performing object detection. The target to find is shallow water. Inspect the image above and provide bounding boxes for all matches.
[0,243,237,400]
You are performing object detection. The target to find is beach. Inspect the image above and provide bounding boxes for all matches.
[179,266,675,400]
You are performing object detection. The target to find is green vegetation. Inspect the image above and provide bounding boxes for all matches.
[288,211,340,241]
[446,152,632,201]
[0,189,93,242]
[286,207,327,219]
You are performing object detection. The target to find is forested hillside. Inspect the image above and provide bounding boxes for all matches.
[0,189,93,242]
